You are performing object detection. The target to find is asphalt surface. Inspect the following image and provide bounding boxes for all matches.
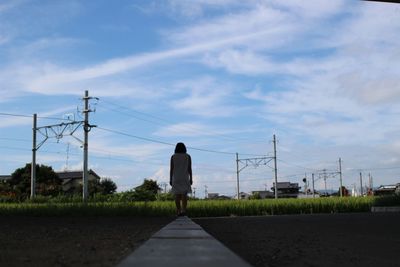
[1,213,399,267]
[194,213,400,267]
[0,216,173,267]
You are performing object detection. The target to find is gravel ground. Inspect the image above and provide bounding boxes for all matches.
[194,213,400,267]
[0,216,173,267]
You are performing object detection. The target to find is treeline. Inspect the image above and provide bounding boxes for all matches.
[0,164,172,203]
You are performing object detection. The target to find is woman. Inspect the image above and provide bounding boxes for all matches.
[170,142,192,216]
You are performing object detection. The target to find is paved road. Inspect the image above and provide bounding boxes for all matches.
[195,213,400,267]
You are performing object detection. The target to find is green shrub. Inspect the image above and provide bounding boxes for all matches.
[373,195,400,207]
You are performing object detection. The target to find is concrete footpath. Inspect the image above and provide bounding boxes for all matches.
[117,216,253,267]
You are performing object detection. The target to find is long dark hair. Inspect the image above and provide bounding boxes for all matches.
[174,142,187,153]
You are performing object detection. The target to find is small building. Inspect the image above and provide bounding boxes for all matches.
[374,183,400,196]
[271,182,300,198]
[234,192,250,200]
[207,193,219,199]
[206,193,231,200]
[0,175,11,182]
[251,190,275,199]
[56,170,101,193]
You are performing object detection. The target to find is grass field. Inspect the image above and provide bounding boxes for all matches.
[1,196,395,217]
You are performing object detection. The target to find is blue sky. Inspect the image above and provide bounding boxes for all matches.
[1,0,400,197]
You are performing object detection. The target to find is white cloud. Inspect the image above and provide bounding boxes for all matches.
[165,4,293,48]
[135,0,257,19]
[148,167,169,184]
[170,77,237,117]
[0,35,10,45]
[203,49,275,75]
[269,0,346,19]
[0,0,23,13]
[2,2,349,98]
[89,133,170,162]
[154,122,231,138]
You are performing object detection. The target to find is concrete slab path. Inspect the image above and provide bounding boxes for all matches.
[117,216,253,267]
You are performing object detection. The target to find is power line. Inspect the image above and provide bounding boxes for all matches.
[99,99,267,143]
[0,112,31,118]
[0,137,60,144]
[96,126,264,157]
[347,166,400,171]
[0,112,74,121]
[277,159,317,171]
[96,126,175,146]
[0,137,31,142]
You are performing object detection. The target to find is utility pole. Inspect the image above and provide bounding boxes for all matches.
[236,153,240,200]
[193,187,196,198]
[31,113,37,199]
[65,142,70,171]
[312,173,315,198]
[369,173,373,193]
[160,182,167,194]
[81,90,98,202]
[339,158,343,197]
[359,172,363,196]
[204,185,208,199]
[273,134,278,199]
[82,90,90,202]
[303,173,308,196]
[323,169,328,195]
[29,91,96,202]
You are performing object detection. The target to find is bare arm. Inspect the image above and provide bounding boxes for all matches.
[170,156,174,186]
[188,155,193,185]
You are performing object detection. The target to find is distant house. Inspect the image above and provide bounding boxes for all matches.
[251,190,275,199]
[374,183,400,196]
[271,182,300,198]
[207,193,232,200]
[56,170,101,193]
[234,192,250,200]
[207,193,219,199]
[0,175,11,182]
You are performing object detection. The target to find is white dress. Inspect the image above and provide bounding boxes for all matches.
[171,153,192,194]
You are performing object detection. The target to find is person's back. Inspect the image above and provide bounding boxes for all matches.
[171,153,190,194]
[170,142,192,216]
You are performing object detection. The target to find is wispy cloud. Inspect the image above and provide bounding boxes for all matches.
[135,0,256,19]
[154,122,231,138]
[0,0,24,13]
[170,76,237,117]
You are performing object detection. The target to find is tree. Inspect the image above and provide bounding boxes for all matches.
[156,192,175,201]
[338,186,349,197]
[249,192,261,200]
[133,179,161,201]
[99,178,117,195]
[9,164,62,199]
[135,179,160,195]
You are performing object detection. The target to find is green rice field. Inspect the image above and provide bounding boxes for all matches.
[1,196,396,217]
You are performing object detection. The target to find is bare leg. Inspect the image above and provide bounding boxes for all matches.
[182,194,188,213]
[175,194,182,215]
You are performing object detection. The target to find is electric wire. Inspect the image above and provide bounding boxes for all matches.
[277,159,318,171]
[0,112,75,121]
[99,99,268,143]
[95,126,265,157]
